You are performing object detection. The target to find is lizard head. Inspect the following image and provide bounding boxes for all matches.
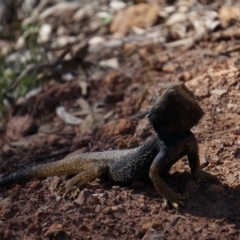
[147,82,204,134]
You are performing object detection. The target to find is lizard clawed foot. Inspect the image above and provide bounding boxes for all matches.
[195,169,221,184]
[58,184,80,199]
[163,191,186,210]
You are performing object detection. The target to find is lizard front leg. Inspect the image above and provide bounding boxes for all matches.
[59,162,108,198]
[187,142,218,183]
[149,152,185,208]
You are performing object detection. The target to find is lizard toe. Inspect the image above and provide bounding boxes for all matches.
[163,191,186,209]
[196,169,221,182]
[58,185,80,199]
[170,195,185,209]
[170,200,183,209]
[163,199,184,210]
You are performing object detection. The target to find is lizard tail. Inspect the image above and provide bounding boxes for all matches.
[0,150,134,187]
[0,156,94,187]
[0,166,37,186]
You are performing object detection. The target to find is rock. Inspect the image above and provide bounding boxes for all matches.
[185,76,210,90]
[109,1,126,11]
[29,180,41,189]
[162,63,175,73]
[227,103,238,109]
[80,113,104,135]
[142,222,155,231]
[1,144,15,156]
[136,119,151,138]
[27,223,37,232]
[2,229,12,239]
[38,24,52,44]
[74,189,92,205]
[62,73,74,82]
[142,228,164,240]
[228,228,238,235]
[102,206,112,214]
[0,198,12,218]
[113,119,135,135]
[206,184,225,195]
[88,194,100,205]
[185,180,199,197]
[193,227,202,233]
[177,71,192,82]
[141,203,149,212]
[104,70,132,92]
[111,204,125,212]
[95,204,102,213]
[89,36,106,46]
[226,174,236,185]
[141,220,161,231]
[101,118,135,138]
[195,87,209,98]
[44,223,66,238]
[100,57,119,69]
[211,89,227,96]
[135,229,145,238]
[102,205,125,214]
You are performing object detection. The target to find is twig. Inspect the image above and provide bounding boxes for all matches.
[9,146,75,173]
[2,62,55,99]
[2,42,90,99]
[89,25,166,53]
[186,67,240,88]
[210,26,240,41]
[199,127,240,141]
[218,44,240,56]
[129,110,148,121]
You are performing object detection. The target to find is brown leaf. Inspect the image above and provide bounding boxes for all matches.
[110,4,160,35]
[6,115,35,141]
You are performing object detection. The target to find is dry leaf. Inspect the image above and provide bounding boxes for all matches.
[56,106,83,125]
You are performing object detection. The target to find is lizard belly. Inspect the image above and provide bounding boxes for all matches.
[107,149,158,183]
